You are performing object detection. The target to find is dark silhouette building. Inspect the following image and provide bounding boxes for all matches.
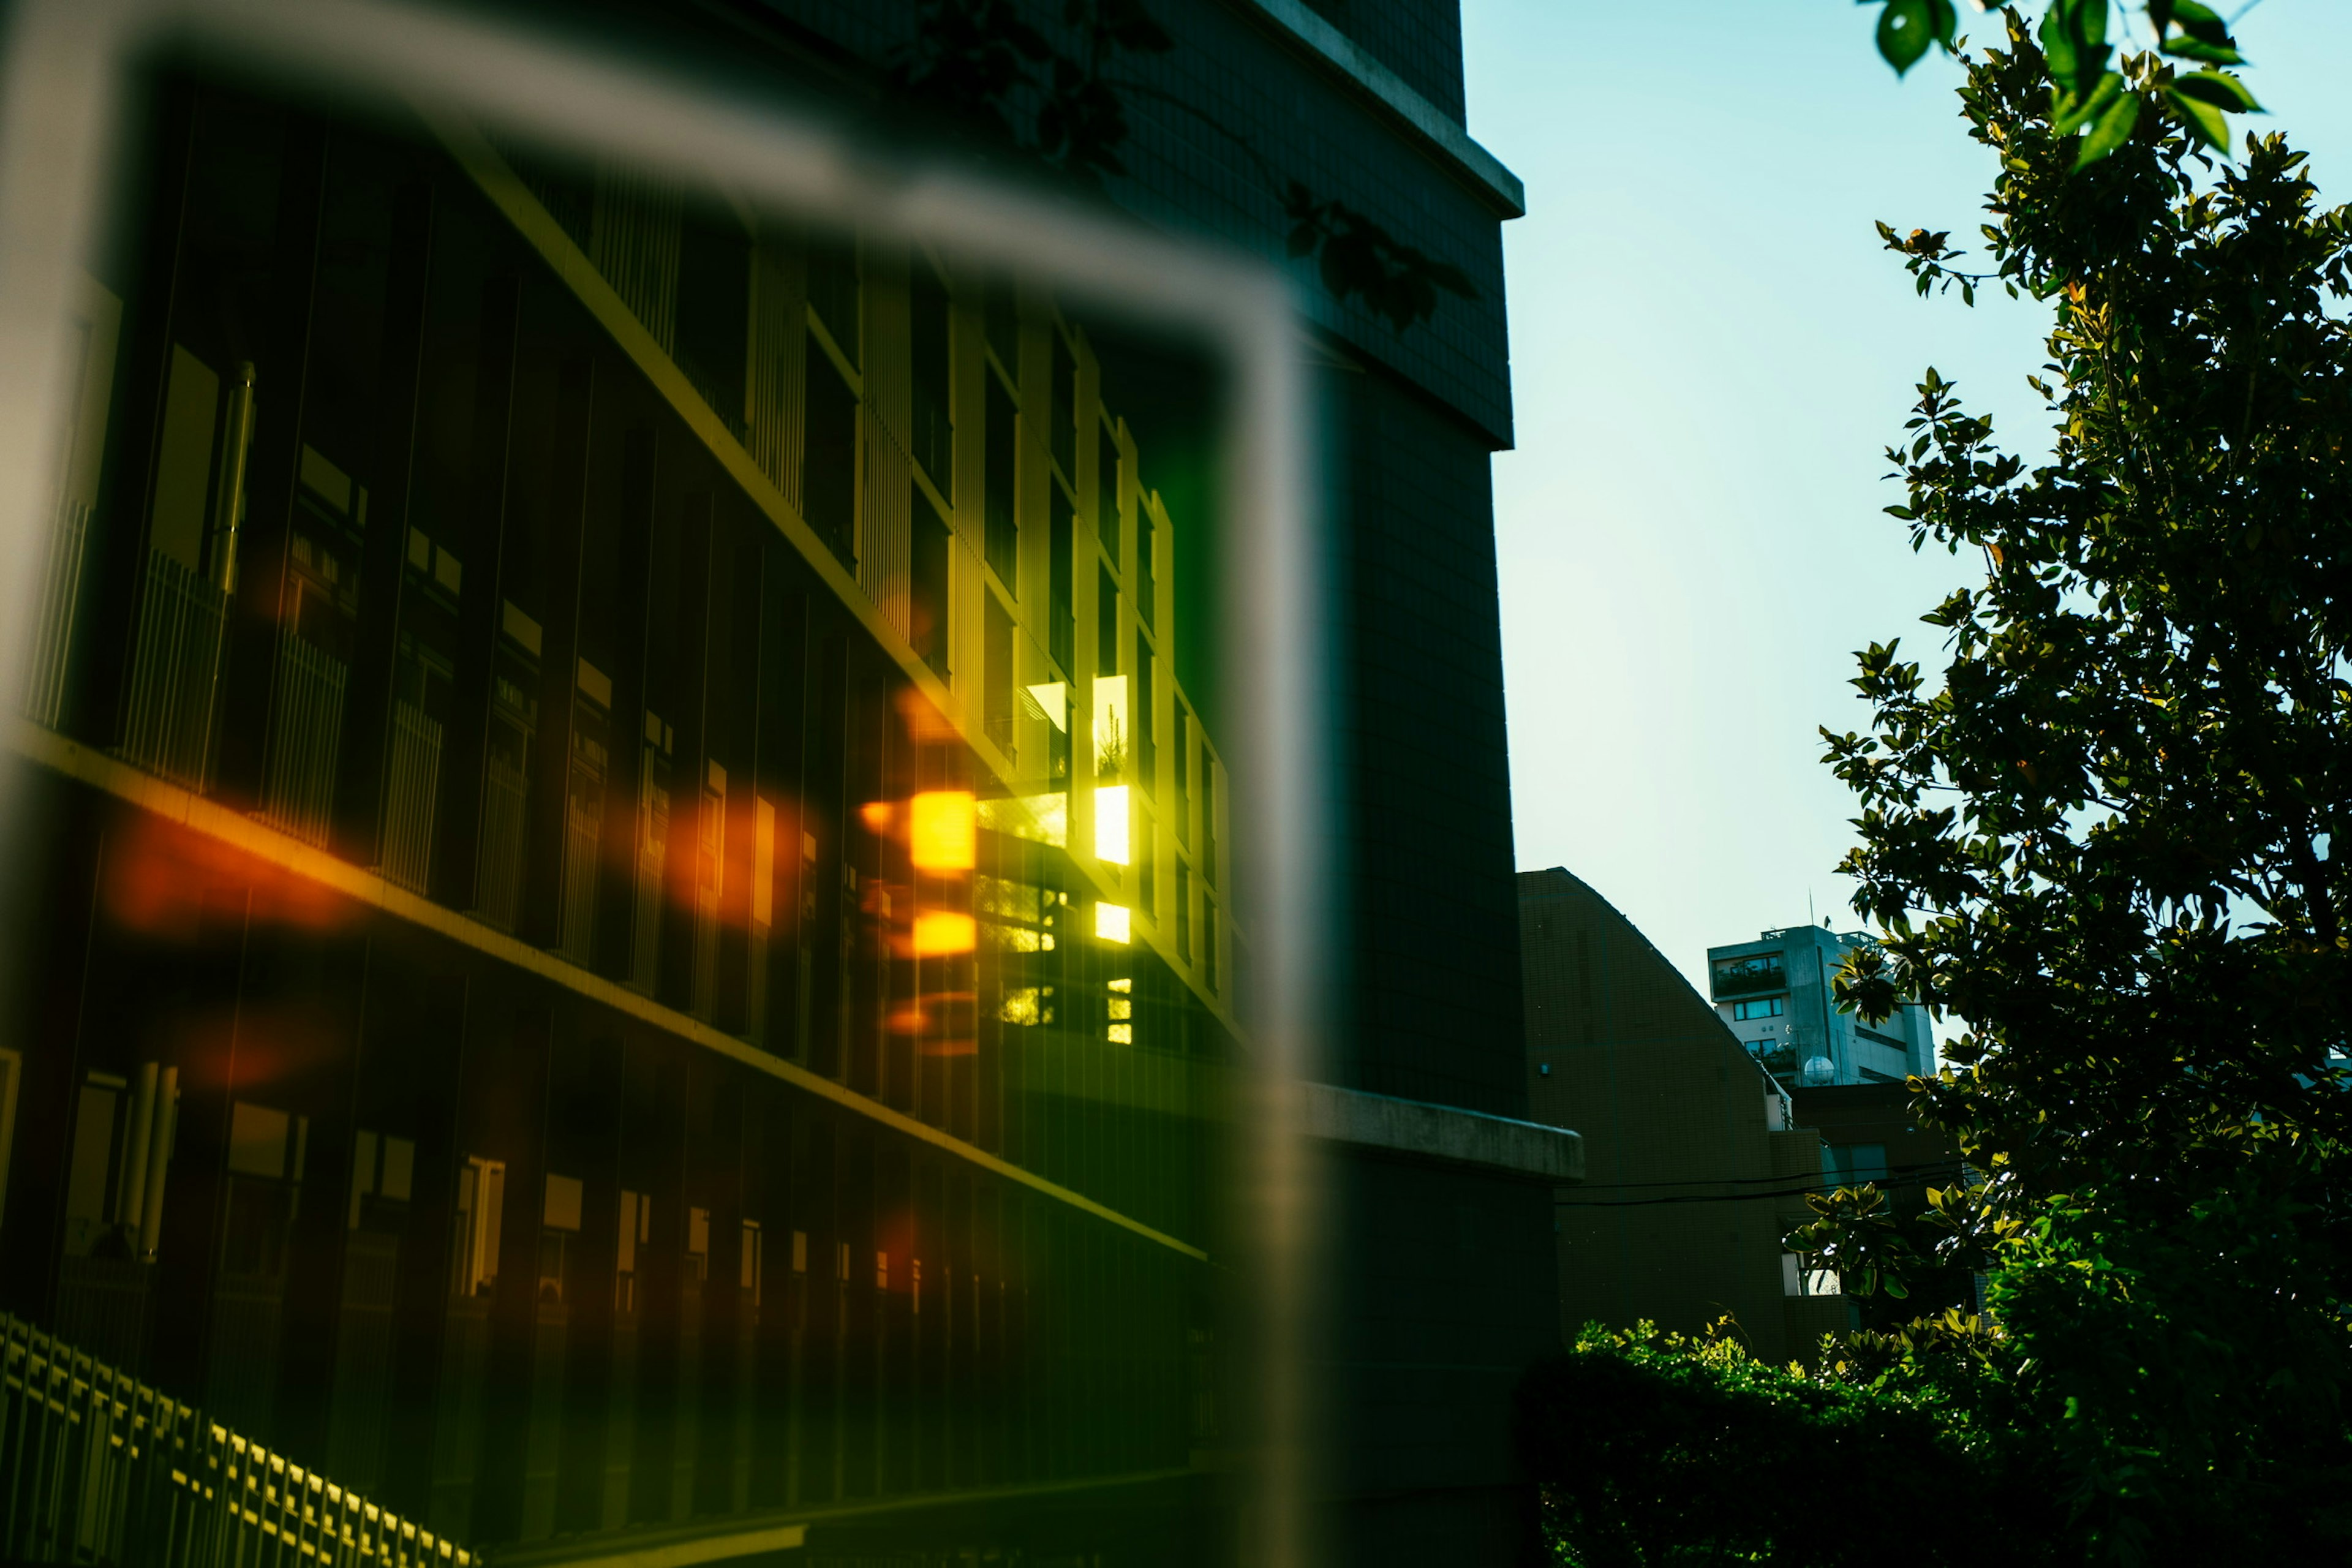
[0,2,1555,1565]
[1520,869,1850,1363]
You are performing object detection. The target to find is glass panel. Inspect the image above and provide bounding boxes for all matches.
[1711,953,1787,997]
[0,18,1306,1567]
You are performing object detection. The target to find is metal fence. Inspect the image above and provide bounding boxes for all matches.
[120,551,228,793]
[260,628,350,849]
[0,1311,473,1567]
[20,492,91,728]
[383,698,445,894]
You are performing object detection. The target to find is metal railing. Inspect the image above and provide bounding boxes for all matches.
[628,768,668,993]
[556,737,603,967]
[382,699,444,894]
[260,628,350,848]
[120,551,228,793]
[20,492,91,728]
[0,1311,472,1567]
[476,752,529,933]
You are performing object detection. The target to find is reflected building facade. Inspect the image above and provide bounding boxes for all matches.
[2,66,1236,1567]
[0,1,1556,1564]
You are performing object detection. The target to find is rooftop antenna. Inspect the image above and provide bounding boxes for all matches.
[1808,889,1815,928]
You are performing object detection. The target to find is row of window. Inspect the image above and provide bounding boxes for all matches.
[29,87,1234,1039]
[791,221,1223,999]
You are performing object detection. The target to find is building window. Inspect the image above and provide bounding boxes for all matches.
[806,232,859,366]
[908,255,951,486]
[984,591,1016,756]
[911,483,950,671]
[1712,952,1786,997]
[1050,326,1077,478]
[804,339,857,560]
[984,373,1017,585]
[1782,1253,1842,1297]
[676,206,749,429]
[1177,711,1199,846]
[1097,417,1120,567]
[617,1189,650,1314]
[1096,564,1121,692]
[453,1156,507,1299]
[1136,503,1155,633]
[1049,484,1074,674]
[1732,997,1784,1020]
[1202,898,1218,994]
[983,273,1017,372]
[1134,632,1155,793]
[538,1174,583,1303]
[1176,861,1191,962]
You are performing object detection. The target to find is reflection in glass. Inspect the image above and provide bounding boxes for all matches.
[0,53,1250,1568]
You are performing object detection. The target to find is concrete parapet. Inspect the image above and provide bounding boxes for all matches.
[1299,1080,1585,1183]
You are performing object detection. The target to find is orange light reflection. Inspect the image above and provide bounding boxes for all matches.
[911,910,976,956]
[908,790,975,872]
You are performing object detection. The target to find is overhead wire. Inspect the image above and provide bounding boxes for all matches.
[1553,1161,1970,1208]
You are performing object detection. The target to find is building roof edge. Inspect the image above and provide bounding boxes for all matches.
[1231,0,1527,219]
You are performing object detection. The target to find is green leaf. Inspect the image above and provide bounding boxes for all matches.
[2040,0,2111,98]
[2157,0,2245,64]
[1877,0,1936,76]
[2165,0,2236,46]
[2054,70,2126,138]
[2076,88,2140,168]
[2161,36,2245,65]
[2038,1,2079,84]
[1927,0,1958,47]
[2169,70,2261,115]
[2163,84,2231,151]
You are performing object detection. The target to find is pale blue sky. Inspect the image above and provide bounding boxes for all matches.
[1464,1,2352,995]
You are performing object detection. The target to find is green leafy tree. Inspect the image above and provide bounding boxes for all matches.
[1860,1,2261,167]
[1808,6,2352,1556]
[1527,7,2352,1560]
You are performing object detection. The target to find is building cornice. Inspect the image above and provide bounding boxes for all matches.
[1301,1081,1583,1183]
[1232,0,1525,219]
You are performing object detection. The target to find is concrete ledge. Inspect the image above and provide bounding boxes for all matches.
[1236,0,1526,217]
[1300,1082,1583,1183]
